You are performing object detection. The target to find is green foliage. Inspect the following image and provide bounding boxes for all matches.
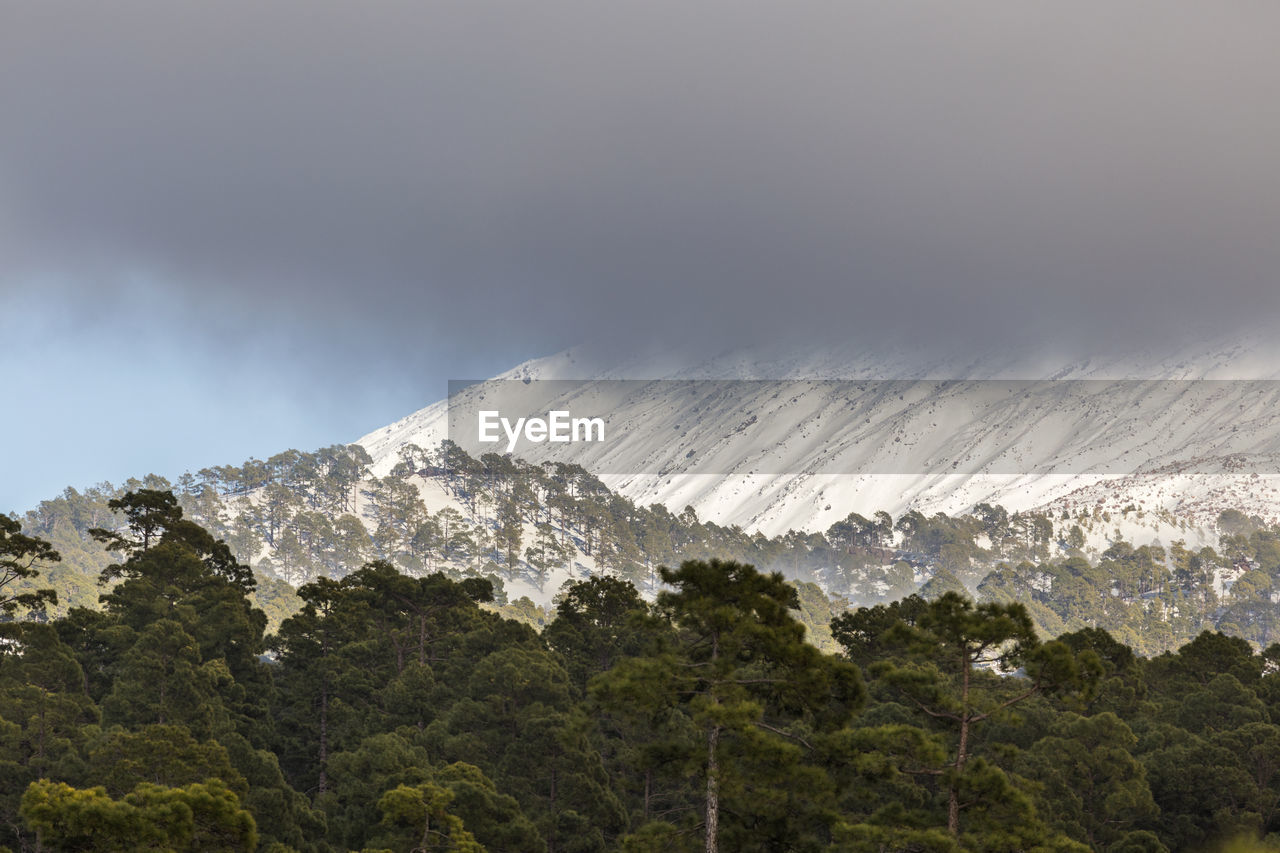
[1018,712,1159,848]
[15,482,1280,851]
[366,782,484,852]
[545,576,660,693]
[0,514,59,617]
[853,592,1100,840]
[20,778,257,852]
[594,559,864,851]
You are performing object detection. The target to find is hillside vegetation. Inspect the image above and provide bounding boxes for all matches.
[14,441,1280,655]
[4,499,1280,850]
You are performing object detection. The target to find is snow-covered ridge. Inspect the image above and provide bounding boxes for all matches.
[357,336,1280,537]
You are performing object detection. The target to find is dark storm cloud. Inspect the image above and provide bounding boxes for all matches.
[4,1,1280,371]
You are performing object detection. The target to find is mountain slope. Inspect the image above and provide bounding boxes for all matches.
[357,337,1280,537]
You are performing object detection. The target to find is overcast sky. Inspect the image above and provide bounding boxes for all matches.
[5,1,1280,511]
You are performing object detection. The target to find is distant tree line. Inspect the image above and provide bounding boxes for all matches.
[13,441,1280,656]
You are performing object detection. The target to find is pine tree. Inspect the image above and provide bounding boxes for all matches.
[0,515,59,617]
[863,592,1100,838]
[594,560,863,852]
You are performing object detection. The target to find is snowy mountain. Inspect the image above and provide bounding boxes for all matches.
[357,335,1280,539]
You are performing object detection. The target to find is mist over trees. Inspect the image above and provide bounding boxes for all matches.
[14,440,1280,657]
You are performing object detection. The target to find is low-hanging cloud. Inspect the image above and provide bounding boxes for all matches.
[4,0,1280,375]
